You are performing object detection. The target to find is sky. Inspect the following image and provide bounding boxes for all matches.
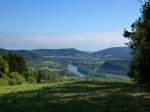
[0,0,142,51]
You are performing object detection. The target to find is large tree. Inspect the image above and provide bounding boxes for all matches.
[124,0,150,83]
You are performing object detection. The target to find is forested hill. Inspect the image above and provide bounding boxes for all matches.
[0,47,131,59]
[31,47,131,59]
[0,49,41,60]
[93,47,131,59]
[31,48,89,57]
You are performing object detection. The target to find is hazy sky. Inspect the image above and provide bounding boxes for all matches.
[0,0,141,51]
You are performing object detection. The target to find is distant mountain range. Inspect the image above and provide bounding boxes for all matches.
[31,47,132,59]
[0,47,132,75]
[31,48,87,57]
[0,47,132,60]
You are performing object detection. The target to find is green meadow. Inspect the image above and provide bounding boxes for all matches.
[0,80,150,112]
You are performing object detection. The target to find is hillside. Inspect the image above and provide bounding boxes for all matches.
[0,47,131,60]
[100,60,130,75]
[31,48,90,58]
[0,47,131,76]
[0,49,42,60]
[0,80,150,112]
[31,47,131,60]
[93,47,131,59]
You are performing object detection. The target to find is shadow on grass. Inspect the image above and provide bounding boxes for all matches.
[0,81,150,112]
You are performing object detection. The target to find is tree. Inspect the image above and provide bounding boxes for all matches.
[123,0,150,83]
[37,69,60,83]
[4,53,28,74]
[8,72,25,85]
[0,56,9,77]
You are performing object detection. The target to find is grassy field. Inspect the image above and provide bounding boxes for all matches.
[0,80,150,112]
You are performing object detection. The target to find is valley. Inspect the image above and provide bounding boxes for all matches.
[0,47,131,77]
[0,1,150,112]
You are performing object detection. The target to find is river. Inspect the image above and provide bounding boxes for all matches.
[67,64,84,76]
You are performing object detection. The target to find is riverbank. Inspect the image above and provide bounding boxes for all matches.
[67,64,85,76]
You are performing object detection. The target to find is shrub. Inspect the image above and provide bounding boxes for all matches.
[25,70,38,83]
[0,78,9,86]
[37,69,61,83]
[28,76,37,84]
[8,72,26,85]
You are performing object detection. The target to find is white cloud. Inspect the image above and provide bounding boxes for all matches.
[0,31,128,51]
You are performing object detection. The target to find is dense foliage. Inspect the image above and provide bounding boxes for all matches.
[0,56,9,78]
[0,53,62,86]
[4,53,28,74]
[0,54,27,85]
[124,0,150,83]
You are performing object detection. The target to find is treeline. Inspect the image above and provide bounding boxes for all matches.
[0,53,62,86]
[124,0,150,83]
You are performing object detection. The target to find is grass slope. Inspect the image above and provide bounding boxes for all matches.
[0,80,150,112]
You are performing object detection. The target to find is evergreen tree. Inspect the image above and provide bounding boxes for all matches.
[4,53,28,74]
[124,0,150,83]
[37,70,42,83]
[0,56,9,77]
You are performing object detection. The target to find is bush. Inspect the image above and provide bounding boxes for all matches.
[25,70,38,83]
[0,78,9,86]
[37,69,61,83]
[28,76,37,84]
[8,72,26,85]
